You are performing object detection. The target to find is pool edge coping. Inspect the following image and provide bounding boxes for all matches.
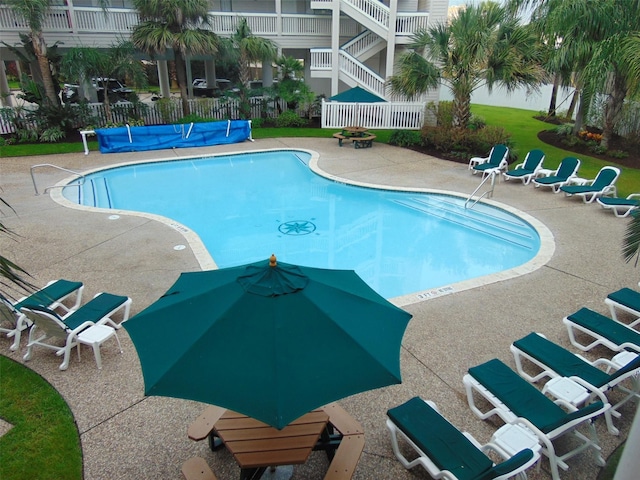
[50,147,555,308]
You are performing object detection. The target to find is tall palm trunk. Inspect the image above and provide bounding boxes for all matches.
[32,31,58,105]
[547,73,559,117]
[174,53,191,116]
[601,72,626,150]
[452,79,472,129]
[565,88,579,120]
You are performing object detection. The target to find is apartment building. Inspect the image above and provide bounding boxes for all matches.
[1,0,449,105]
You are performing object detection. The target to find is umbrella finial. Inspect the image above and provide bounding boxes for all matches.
[269,254,277,267]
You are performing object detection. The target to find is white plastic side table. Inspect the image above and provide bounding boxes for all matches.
[491,423,541,457]
[542,377,590,406]
[77,324,122,369]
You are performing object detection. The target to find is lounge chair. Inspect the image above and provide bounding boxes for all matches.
[0,279,84,351]
[597,194,640,218]
[563,307,640,353]
[560,166,620,203]
[503,149,545,185]
[469,144,509,175]
[386,396,538,479]
[605,286,640,327]
[511,332,640,435]
[21,292,131,370]
[463,358,610,480]
[533,157,581,193]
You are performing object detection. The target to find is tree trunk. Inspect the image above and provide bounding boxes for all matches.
[566,88,579,121]
[601,71,627,150]
[572,90,588,135]
[547,73,559,117]
[174,53,191,117]
[32,31,59,105]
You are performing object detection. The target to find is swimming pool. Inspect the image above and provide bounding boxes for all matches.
[61,149,547,302]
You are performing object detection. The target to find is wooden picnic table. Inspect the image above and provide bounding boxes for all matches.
[186,403,365,480]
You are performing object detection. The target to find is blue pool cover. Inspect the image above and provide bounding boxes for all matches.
[96,120,251,153]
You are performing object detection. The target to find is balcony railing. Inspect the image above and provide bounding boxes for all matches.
[0,6,409,40]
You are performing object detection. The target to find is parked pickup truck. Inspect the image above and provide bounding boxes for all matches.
[62,78,133,104]
[191,78,234,97]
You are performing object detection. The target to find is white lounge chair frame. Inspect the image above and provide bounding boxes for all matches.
[560,166,620,203]
[510,332,640,436]
[386,398,539,480]
[503,149,545,185]
[563,308,640,354]
[533,157,581,193]
[605,285,640,327]
[597,194,640,218]
[463,363,610,480]
[1,280,84,351]
[21,292,131,370]
[469,144,509,173]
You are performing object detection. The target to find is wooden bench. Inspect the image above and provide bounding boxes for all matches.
[181,457,218,480]
[187,405,225,442]
[321,403,365,480]
[352,135,376,149]
[333,132,347,146]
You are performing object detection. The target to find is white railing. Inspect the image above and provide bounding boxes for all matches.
[342,30,382,58]
[321,100,424,129]
[310,48,387,98]
[310,48,333,70]
[396,13,429,35]
[73,7,138,33]
[343,0,390,29]
[338,51,386,98]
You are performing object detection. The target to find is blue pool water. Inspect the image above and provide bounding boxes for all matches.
[63,149,541,299]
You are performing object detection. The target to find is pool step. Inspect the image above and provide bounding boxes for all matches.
[393,196,536,249]
[87,177,112,208]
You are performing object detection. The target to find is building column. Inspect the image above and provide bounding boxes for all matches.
[0,60,14,107]
[157,60,171,98]
[204,59,217,86]
[330,1,340,95]
[385,0,398,82]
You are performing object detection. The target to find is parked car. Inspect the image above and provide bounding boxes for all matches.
[191,78,234,97]
[62,78,133,104]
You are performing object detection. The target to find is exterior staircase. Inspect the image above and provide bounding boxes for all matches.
[310,0,429,101]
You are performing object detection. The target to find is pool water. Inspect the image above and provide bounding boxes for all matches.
[63,149,541,299]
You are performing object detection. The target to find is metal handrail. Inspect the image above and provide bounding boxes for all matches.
[30,164,85,195]
[464,171,497,209]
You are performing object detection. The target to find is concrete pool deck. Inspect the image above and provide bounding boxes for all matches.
[1,137,638,479]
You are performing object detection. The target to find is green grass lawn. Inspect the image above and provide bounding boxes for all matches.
[0,355,82,480]
[471,105,639,197]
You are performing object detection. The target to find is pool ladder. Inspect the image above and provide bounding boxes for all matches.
[30,164,85,195]
[465,171,497,209]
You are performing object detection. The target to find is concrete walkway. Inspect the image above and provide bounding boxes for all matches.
[1,138,638,479]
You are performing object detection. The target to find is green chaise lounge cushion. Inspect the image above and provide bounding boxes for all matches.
[607,288,640,312]
[567,308,640,350]
[468,359,604,434]
[14,279,83,311]
[387,396,533,480]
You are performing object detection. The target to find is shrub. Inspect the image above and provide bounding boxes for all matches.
[389,130,422,147]
[608,150,629,159]
[275,110,308,128]
[39,127,65,143]
[250,118,264,129]
[427,101,454,127]
[553,124,574,137]
[468,115,486,130]
[177,114,210,124]
[420,124,512,157]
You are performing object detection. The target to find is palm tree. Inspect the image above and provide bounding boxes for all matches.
[389,1,545,129]
[4,0,62,105]
[219,18,277,119]
[510,0,640,149]
[131,0,218,116]
[60,42,147,123]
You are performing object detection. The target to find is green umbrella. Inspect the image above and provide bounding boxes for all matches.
[124,255,412,429]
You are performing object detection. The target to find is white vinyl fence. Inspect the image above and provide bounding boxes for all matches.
[321,100,427,129]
